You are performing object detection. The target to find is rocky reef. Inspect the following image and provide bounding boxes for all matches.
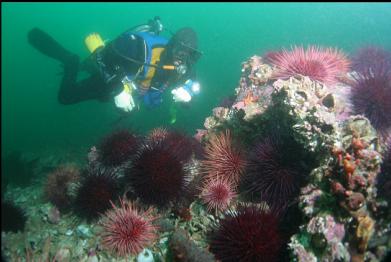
[2,51,390,262]
[199,54,390,261]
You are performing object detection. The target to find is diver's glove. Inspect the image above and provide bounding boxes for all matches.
[171,79,200,103]
[114,82,136,112]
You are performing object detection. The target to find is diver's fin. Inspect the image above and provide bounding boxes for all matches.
[27,27,76,64]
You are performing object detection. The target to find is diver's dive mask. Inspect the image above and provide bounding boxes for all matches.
[176,41,202,63]
[171,39,201,65]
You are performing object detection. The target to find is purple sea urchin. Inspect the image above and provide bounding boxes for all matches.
[241,135,312,209]
[377,141,391,202]
[98,130,140,167]
[73,167,121,221]
[126,133,194,207]
[351,46,391,75]
[350,67,391,137]
[44,164,80,212]
[163,131,198,162]
[1,200,27,233]
[208,204,282,262]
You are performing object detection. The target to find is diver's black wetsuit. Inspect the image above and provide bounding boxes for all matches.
[58,57,110,104]
[27,28,109,104]
[28,27,198,106]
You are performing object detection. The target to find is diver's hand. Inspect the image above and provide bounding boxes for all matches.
[171,79,200,103]
[171,86,192,103]
[114,89,135,112]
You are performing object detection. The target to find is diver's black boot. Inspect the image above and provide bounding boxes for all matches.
[27,27,77,65]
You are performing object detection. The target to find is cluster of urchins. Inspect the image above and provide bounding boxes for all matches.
[39,125,315,261]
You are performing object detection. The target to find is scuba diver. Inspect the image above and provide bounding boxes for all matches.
[27,17,202,113]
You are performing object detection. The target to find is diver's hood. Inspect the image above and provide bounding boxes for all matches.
[169,28,202,64]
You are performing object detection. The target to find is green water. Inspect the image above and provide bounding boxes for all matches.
[2,2,391,157]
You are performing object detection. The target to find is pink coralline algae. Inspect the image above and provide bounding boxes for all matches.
[193,129,208,143]
[304,215,349,261]
[299,185,323,216]
[307,215,346,247]
[325,216,345,242]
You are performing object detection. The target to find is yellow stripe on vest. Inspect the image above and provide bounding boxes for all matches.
[140,47,165,88]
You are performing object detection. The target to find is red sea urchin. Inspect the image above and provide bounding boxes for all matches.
[200,176,236,213]
[147,127,169,143]
[125,133,194,207]
[73,167,121,222]
[208,204,282,262]
[202,130,247,185]
[100,199,158,257]
[98,130,140,167]
[266,45,350,85]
